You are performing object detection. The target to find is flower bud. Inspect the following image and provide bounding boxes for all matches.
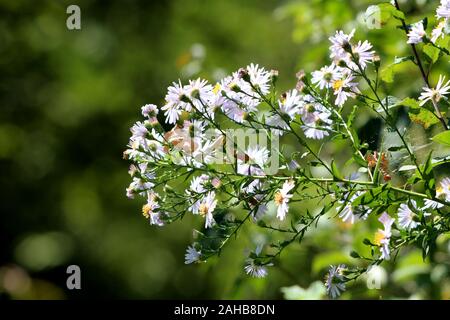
[128,164,138,177]
[211,177,222,189]
[230,83,241,93]
[295,70,306,81]
[180,94,191,103]
[238,68,251,82]
[337,59,347,68]
[270,69,279,86]
[342,41,352,53]
[372,54,381,69]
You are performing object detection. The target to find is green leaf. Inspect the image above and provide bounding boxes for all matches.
[432,130,450,147]
[352,151,366,167]
[331,160,343,181]
[364,4,405,29]
[423,44,441,63]
[398,97,441,129]
[312,251,350,274]
[352,185,387,207]
[408,107,441,129]
[392,251,430,283]
[396,97,420,109]
[347,105,358,128]
[388,145,405,152]
[380,56,414,83]
[393,55,415,64]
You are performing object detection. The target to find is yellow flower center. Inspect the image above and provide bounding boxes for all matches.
[333,79,344,92]
[274,192,284,205]
[131,140,140,150]
[213,83,221,94]
[199,203,209,216]
[373,230,385,246]
[431,89,442,103]
[142,204,152,218]
[436,186,444,198]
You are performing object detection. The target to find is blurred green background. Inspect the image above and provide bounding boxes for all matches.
[1,0,450,299]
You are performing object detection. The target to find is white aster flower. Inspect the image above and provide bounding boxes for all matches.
[187,78,214,113]
[301,111,332,140]
[198,191,218,228]
[223,71,260,109]
[299,95,323,122]
[374,213,395,260]
[217,74,258,121]
[423,199,444,210]
[332,73,359,107]
[397,201,419,230]
[237,145,269,176]
[437,0,450,20]
[274,180,295,220]
[351,40,375,69]
[141,104,159,118]
[126,177,154,199]
[436,177,450,201]
[244,245,271,278]
[431,20,446,43]
[185,245,201,264]
[419,75,450,106]
[130,121,148,140]
[244,260,269,278]
[187,174,211,213]
[329,29,355,62]
[189,174,209,193]
[246,63,271,95]
[311,64,342,90]
[221,99,248,123]
[279,89,301,117]
[242,180,268,221]
[162,81,190,124]
[162,103,182,124]
[407,21,427,44]
[337,191,371,224]
[142,192,164,226]
[129,121,153,152]
[325,264,346,299]
[267,89,301,134]
[146,138,166,160]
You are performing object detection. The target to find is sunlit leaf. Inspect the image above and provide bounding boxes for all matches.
[432,130,450,147]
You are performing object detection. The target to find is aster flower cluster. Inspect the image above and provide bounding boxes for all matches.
[125,0,450,300]
[407,0,450,45]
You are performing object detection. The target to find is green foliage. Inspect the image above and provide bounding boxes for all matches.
[432,130,450,147]
[364,3,405,27]
[2,0,450,301]
[380,56,415,83]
